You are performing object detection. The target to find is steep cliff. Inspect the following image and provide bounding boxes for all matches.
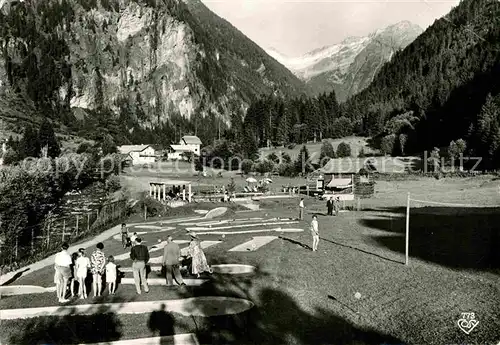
[0,0,307,140]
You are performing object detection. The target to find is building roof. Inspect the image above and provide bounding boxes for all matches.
[170,145,194,152]
[320,157,413,174]
[118,145,151,154]
[181,136,202,145]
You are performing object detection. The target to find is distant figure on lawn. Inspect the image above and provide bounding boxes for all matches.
[188,232,213,278]
[334,197,340,216]
[106,255,117,295]
[75,248,91,299]
[130,237,150,294]
[299,198,305,220]
[162,235,186,287]
[54,242,72,303]
[311,215,320,252]
[120,223,130,249]
[326,197,333,216]
[90,242,106,297]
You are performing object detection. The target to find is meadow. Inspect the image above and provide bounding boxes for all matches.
[1,164,499,344]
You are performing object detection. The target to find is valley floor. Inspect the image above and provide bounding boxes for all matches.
[1,176,499,344]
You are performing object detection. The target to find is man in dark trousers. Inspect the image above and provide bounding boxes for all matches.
[326,196,333,216]
[162,235,186,287]
[130,237,150,294]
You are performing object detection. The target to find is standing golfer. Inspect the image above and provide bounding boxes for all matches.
[299,198,305,220]
[334,197,340,216]
[311,215,319,252]
[54,242,72,303]
[120,223,129,249]
[326,196,333,216]
[130,238,150,294]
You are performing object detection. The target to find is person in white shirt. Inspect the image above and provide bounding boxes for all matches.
[54,243,72,303]
[75,248,91,299]
[130,232,138,245]
[310,215,320,252]
[299,198,305,220]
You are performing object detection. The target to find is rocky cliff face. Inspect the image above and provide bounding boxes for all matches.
[267,21,423,102]
[0,0,306,134]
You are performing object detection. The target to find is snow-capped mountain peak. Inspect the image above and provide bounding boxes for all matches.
[266,21,423,100]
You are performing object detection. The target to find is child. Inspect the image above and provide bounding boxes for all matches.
[75,248,90,299]
[106,255,117,295]
[310,215,320,252]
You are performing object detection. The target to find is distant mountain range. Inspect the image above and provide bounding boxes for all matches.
[267,21,423,101]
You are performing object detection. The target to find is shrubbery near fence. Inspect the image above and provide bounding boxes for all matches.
[0,199,130,273]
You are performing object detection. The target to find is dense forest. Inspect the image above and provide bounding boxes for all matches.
[340,0,500,168]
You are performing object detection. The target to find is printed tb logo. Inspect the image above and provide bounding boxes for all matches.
[457,312,479,334]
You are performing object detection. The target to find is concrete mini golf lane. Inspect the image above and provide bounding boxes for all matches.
[0,285,56,296]
[120,264,257,275]
[0,297,255,320]
[185,220,298,232]
[196,228,304,236]
[228,236,278,252]
[119,278,208,286]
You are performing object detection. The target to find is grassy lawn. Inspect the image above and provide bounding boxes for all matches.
[1,177,499,344]
[259,136,375,162]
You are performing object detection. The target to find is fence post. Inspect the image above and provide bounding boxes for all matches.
[62,219,66,242]
[405,192,410,266]
[87,213,90,232]
[76,215,79,237]
[47,221,51,248]
[15,236,18,260]
[144,205,147,220]
[31,228,34,254]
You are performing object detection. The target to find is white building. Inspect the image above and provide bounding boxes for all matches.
[169,136,202,160]
[118,145,156,165]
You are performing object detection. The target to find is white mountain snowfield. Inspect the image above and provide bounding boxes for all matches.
[267,21,423,84]
[267,36,371,81]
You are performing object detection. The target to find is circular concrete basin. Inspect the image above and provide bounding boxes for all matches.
[211,264,257,274]
[174,296,254,316]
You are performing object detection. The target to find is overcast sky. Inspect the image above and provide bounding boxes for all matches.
[201,0,461,56]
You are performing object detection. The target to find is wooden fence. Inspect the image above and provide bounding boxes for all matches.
[0,199,129,268]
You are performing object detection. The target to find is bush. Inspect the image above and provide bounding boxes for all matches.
[336,142,352,158]
[137,195,166,218]
[105,175,121,194]
[2,148,19,165]
[267,152,280,164]
[281,152,291,163]
[277,162,295,177]
[241,159,254,174]
[255,159,275,174]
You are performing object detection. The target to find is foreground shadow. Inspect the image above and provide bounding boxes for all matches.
[5,303,123,344]
[360,206,500,271]
[174,256,403,345]
[148,303,175,342]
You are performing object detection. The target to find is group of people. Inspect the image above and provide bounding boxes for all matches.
[160,232,213,287]
[54,242,117,303]
[121,222,213,293]
[326,196,341,216]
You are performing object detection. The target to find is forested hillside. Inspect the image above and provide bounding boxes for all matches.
[0,0,307,147]
[342,0,500,168]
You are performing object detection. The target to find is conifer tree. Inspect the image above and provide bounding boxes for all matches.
[38,118,61,158]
